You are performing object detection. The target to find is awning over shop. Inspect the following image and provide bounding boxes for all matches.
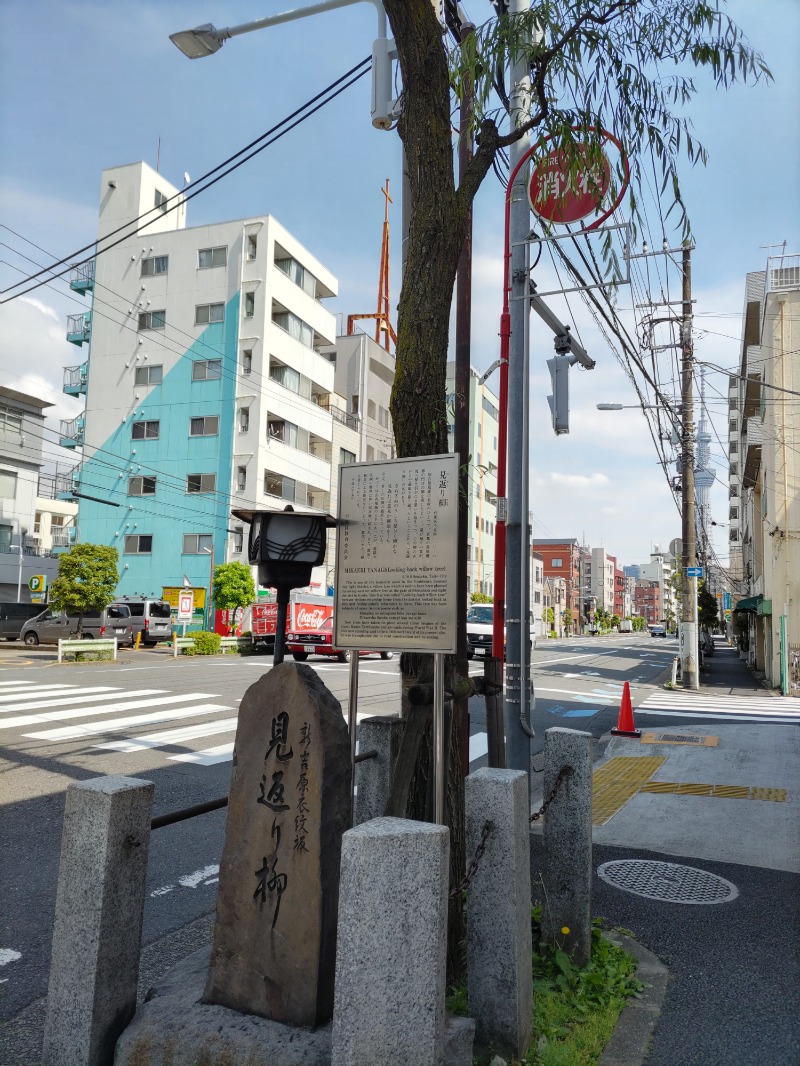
[734,594,763,612]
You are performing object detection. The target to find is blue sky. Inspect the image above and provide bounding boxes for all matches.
[1,0,798,569]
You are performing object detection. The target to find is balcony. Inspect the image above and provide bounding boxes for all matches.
[63,362,88,397]
[55,466,80,500]
[66,311,91,346]
[69,260,95,295]
[59,414,85,449]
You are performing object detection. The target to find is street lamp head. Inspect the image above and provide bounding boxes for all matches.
[169,23,226,59]
[596,403,624,410]
[232,505,335,594]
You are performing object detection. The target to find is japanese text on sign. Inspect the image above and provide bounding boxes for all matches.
[334,454,458,653]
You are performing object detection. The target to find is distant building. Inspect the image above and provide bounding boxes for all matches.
[638,546,677,625]
[623,563,641,580]
[531,551,545,638]
[531,538,583,629]
[446,364,499,598]
[634,579,661,624]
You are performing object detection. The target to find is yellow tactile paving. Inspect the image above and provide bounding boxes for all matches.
[639,782,788,802]
[592,756,666,825]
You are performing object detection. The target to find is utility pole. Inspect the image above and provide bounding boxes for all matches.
[504,0,535,783]
[680,242,699,689]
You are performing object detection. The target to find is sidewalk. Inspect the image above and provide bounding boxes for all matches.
[530,636,800,1064]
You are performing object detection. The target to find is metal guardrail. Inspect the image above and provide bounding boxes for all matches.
[58,637,118,664]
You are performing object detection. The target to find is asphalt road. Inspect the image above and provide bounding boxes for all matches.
[1,632,787,1029]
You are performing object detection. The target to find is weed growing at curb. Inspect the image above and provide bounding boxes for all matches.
[447,911,643,1066]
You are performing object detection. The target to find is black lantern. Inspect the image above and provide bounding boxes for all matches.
[232,506,335,663]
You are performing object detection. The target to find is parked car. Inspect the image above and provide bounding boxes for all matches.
[113,598,173,646]
[0,601,45,641]
[20,605,134,646]
[650,625,667,638]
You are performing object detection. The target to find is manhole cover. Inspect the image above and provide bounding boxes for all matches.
[596,860,738,904]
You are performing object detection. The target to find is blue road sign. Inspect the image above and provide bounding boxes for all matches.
[686,566,703,578]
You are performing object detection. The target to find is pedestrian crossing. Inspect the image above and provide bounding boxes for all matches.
[0,678,418,771]
[636,688,800,724]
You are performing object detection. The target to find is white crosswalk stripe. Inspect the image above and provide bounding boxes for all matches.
[95,717,239,753]
[25,703,233,741]
[0,687,123,714]
[636,689,800,723]
[2,691,172,729]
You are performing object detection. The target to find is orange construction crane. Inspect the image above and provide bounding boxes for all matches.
[346,179,397,352]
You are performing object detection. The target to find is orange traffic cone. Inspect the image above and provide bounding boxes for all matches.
[610,681,641,737]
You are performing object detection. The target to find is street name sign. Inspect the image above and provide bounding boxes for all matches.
[334,454,458,653]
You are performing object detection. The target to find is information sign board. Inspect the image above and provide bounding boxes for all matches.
[334,454,458,652]
[177,591,194,623]
[686,566,703,578]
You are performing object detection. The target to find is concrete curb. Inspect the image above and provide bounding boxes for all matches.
[599,932,669,1066]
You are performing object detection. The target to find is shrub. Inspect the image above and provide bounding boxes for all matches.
[190,630,222,655]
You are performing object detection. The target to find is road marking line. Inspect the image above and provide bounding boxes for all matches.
[536,687,614,704]
[0,687,126,714]
[171,742,234,765]
[0,685,89,700]
[94,717,239,752]
[469,732,488,762]
[634,708,800,724]
[0,680,36,687]
[24,703,232,740]
[2,691,180,729]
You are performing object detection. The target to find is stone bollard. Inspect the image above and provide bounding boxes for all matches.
[540,727,593,966]
[332,817,449,1066]
[42,776,154,1066]
[353,715,405,825]
[466,768,533,1060]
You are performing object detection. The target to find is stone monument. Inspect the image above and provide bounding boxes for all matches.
[203,662,351,1027]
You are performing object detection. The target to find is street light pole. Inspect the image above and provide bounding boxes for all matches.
[15,543,23,603]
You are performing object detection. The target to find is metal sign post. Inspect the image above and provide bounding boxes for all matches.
[334,454,459,825]
[348,651,360,823]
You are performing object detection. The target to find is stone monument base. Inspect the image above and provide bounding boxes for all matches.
[114,947,475,1066]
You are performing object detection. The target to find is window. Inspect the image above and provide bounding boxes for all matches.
[272,309,313,347]
[730,463,738,476]
[351,395,359,415]
[275,255,317,297]
[138,310,165,331]
[368,400,377,420]
[475,516,479,530]
[534,591,541,604]
[192,359,222,381]
[34,512,42,534]
[128,476,157,496]
[247,235,257,261]
[154,190,168,213]
[124,534,153,554]
[264,470,296,501]
[340,448,356,465]
[141,255,168,277]
[187,473,216,493]
[237,466,247,491]
[366,446,374,461]
[198,246,227,269]
[378,451,387,460]
[134,365,163,386]
[239,408,250,432]
[477,423,482,439]
[0,405,23,433]
[183,533,213,554]
[195,303,224,325]
[233,528,244,553]
[131,420,159,440]
[242,349,252,375]
[379,406,390,428]
[552,558,564,568]
[245,292,255,318]
[482,396,499,420]
[269,362,302,395]
[190,416,219,436]
[0,469,17,499]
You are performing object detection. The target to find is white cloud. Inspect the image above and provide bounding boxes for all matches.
[548,472,610,488]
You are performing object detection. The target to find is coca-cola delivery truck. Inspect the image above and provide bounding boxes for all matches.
[250,601,288,652]
[286,595,393,663]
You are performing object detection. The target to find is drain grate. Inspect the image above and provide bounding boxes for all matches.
[640,732,719,747]
[597,859,738,904]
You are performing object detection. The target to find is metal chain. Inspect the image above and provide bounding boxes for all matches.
[450,819,494,899]
[530,766,573,823]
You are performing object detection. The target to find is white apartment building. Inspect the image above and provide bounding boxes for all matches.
[639,546,677,625]
[531,551,545,637]
[62,161,348,600]
[446,364,500,597]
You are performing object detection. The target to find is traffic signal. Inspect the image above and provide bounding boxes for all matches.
[547,355,570,435]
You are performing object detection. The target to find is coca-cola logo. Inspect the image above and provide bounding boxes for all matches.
[297,608,327,629]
